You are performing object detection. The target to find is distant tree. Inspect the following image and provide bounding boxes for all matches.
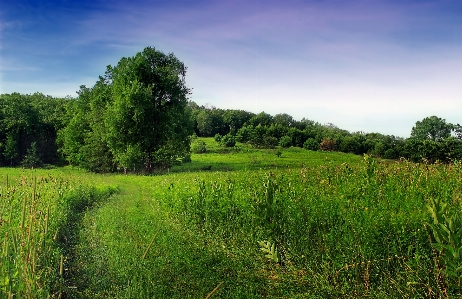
[453,124,462,140]
[249,125,267,148]
[196,108,226,137]
[236,125,253,143]
[223,109,254,134]
[266,124,288,141]
[191,139,207,153]
[0,92,65,166]
[410,116,453,142]
[287,128,307,147]
[247,112,273,127]
[273,113,294,127]
[383,148,397,159]
[21,142,42,168]
[340,136,361,154]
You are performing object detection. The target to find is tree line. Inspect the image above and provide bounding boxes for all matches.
[0,47,461,172]
[191,105,462,163]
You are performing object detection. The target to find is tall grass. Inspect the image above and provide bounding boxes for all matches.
[0,169,116,298]
[162,157,462,297]
[2,153,461,298]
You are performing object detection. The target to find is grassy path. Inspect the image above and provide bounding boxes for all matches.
[64,175,265,298]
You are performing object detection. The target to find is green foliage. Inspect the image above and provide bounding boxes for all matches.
[105,47,193,171]
[383,148,397,159]
[220,133,236,147]
[58,47,193,172]
[303,138,319,151]
[273,113,294,127]
[279,135,292,148]
[0,93,67,166]
[213,133,222,143]
[426,197,462,291]
[411,116,453,142]
[258,240,280,263]
[195,107,226,137]
[247,111,273,127]
[182,154,192,163]
[21,142,42,168]
[191,140,207,153]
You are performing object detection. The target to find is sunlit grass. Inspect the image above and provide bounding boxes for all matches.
[1,146,461,298]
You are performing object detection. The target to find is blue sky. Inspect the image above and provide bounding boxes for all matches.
[1,0,461,137]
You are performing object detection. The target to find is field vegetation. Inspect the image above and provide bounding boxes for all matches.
[1,47,462,298]
[1,140,461,298]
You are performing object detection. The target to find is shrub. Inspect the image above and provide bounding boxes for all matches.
[191,140,207,153]
[220,134,236,147]
[279,136,292,148]
[303,138,319,151]
[214,133,222,143]
[21,142,42,168]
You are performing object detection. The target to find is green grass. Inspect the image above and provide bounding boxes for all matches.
[173,138,363,173]
[1,141,461,298]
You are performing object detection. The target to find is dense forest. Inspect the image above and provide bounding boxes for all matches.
[1,47,461,172]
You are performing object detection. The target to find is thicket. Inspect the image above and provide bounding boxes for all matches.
[0,93,67,167]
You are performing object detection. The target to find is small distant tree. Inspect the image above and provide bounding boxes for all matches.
[21,142,42,168]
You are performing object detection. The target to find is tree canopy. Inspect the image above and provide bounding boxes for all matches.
[410,116,453,142]
[59,47,193,172]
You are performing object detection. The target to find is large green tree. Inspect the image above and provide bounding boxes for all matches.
[104,47,193,172]
[59,47,193,172]
[410,116,453,142]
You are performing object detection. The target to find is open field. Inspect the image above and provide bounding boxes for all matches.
[1,139,462,298]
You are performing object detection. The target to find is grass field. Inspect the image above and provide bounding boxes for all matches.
[1,138,461,298]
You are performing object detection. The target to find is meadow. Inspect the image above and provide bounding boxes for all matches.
[1,138,461,298]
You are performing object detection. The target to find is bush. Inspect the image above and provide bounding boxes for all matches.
[220,134,236,147]
[303,138,319,151]
[279,136,292,148]
[214,133,222,143]
[191,140,207,153]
